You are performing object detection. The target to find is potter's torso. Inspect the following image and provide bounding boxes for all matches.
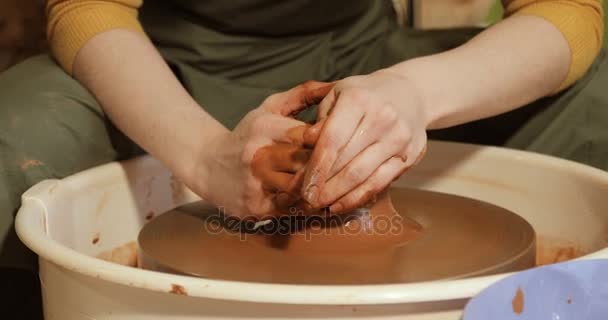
[162,0,373,35]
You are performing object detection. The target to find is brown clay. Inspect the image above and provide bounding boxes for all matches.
[138,188,536,284]
[512,287,524,314]
[285,125,317,147]
[250,124,315,201]
[536,236,585,266]
[92,232,100,245]
[169,284,188,295]
[250,123,424,253]
[140,106,536,284]
[251,142,311,194]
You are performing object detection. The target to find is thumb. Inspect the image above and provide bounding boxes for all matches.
[263,81,335,117]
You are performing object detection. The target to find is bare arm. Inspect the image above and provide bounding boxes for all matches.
[390,0,603,129]
[72,29,335,217]
[302,4,604,210]
[73,30,227,193]
[388,14,571,129]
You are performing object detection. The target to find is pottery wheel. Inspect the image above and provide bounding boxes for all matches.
[138,188,536,284]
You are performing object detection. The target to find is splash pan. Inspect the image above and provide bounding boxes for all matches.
[16,141,608,319]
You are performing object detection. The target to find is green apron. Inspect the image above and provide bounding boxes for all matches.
[0,1,607,317]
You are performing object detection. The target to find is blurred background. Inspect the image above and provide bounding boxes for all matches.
[0,0,606,73]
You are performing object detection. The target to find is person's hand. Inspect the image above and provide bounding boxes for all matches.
[301,71,429,213]
[189,81,333,219]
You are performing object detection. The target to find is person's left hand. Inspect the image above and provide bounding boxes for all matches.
[301,70,429,213]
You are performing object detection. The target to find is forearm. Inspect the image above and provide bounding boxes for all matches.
[387,15,571,129]
[73,29,228,180]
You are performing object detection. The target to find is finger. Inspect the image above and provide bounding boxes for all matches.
[316,88,337,121]
[264,81,335,116]
[318,141,397,206]
[259,114,308,143]
[251,143,311,178]
[327,116,381,178]
[266,143,312,173]
[284,124,310,146]
[302,117,325,147]
[260,171,298,193]
[389,143,427,184]
[328,157,407,214]
[252,147,301,193]
[260,114,319,147]
[411,143,427,167]
[263,166,315,214]
[271,167,309,211]
[301,92,364,207]
[288,166,307,193]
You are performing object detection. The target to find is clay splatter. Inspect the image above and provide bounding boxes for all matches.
[92,233,100,245]
[512,287,524,314]
[536,236,585,266]
[567,298,572,304]
[169,284,187,296]
[145,211,155,220]
[20,159,43,170]
[551,247,581,264]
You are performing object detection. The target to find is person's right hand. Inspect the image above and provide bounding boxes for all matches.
[187,81,333,219]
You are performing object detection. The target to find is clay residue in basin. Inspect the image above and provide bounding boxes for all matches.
[96,241,138,268]
[145,211,155,221]
[92,232,100,245]
[536,236,585,266]
[169,284,187,295]
[512,287,524,314]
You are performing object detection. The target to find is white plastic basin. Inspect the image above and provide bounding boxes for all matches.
[16,141,608,319]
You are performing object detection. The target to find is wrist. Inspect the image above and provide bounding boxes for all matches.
[383,56,470,130]
[373,65,438,130]
[177,114,230,199]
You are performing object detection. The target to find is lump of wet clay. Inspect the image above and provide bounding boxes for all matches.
[248,124,424,254]
[256,189,424,255]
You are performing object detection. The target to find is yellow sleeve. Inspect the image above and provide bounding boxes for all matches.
[46,0,145,74]
[504,0,604,92]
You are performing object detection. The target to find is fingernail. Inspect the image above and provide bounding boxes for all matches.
[304,185,319,204]
[329,202,343,213]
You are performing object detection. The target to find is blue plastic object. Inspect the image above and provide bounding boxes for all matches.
[464,259,608,320]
